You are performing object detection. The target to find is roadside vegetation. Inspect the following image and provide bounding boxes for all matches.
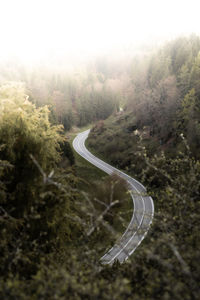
[0,83,134,299]
[87,35,200,299]
[1,35,200,299]
[68,129,133,255]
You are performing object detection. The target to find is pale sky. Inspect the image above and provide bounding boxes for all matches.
[0,0,200,62]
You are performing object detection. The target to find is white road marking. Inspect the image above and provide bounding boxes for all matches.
[73,129,154,264]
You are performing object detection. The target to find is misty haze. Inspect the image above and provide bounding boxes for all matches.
[0,0,200,299]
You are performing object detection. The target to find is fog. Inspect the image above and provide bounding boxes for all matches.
[0,0,200,64]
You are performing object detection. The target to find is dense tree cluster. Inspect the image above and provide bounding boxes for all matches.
[87,36,200,299]
[0,83,82,296]
[0,59,120,130]
[1,35,200,299]
[127,35,200,156]
[0,84,133,299]
[88,35,200,164]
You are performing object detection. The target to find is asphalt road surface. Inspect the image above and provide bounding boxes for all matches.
[73,129,154,265]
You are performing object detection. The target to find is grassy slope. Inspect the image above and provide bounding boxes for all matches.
[86,113,142,178]
[86,116,156,254]
[67,126,133,255]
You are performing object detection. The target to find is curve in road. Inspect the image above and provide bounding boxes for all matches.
[73,129,154,265]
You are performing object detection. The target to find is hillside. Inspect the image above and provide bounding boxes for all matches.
[88,35,200,162]
[1,36,200,299]
[87,36,200,299]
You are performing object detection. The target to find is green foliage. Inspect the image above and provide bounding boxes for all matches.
[0,83,63,169]
[0,83,79,282]
[190,51,200,97]
[85,35,200,299]
[59,139,75,166]
[0,83,133,300]
[0,55,122,130]
[88,126,200,299]
[81,174,132,237]
[1,35,200,299]
[77,88,118,127]
[178,89,200,155]
[177,64,190,96]
[0,83,66,217]
[125,35,200,158]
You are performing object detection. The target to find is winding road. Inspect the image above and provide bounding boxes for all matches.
[73,129,154,265]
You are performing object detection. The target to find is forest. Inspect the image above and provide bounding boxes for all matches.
[0,35,200,299]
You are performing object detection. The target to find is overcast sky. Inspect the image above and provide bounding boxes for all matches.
[0,0,200,62]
